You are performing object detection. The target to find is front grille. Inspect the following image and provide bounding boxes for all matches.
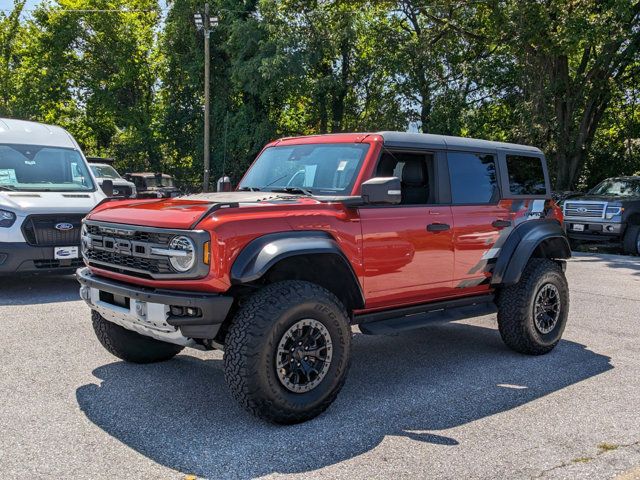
[563,201,606,218]
[82,220,208,279]
[84,248,171,275]
[22,214,84,246]
[34,259,84,269]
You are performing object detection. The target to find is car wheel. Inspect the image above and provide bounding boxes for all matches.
[496,259,569,355]
[223,280,351,424]
[622,225,640,255]
[91,310,184,363]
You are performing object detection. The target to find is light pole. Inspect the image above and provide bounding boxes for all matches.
[194,5,218,192]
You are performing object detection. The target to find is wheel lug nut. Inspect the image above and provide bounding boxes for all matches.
[304,346,308,350]
[304,356,308,360]
[298,342,302,345]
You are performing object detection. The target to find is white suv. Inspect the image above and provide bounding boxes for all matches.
[0,118,106,274]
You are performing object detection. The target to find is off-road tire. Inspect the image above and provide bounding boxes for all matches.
[496,259,569,355]
[223,280,351,424]
[91,310,184,363]
[623,224,640,255]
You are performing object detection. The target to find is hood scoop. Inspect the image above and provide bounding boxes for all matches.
[63,194,91,198]
[7,193,41,198]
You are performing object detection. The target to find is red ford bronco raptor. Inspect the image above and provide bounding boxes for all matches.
[77,132,571,424]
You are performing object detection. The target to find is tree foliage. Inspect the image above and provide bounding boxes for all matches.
[0,0,638,190]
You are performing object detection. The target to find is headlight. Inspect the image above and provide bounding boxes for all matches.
[0,209,16,228]
[605,206,623,220]
[168,236,196,272]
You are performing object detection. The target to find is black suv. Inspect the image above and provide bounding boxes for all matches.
[124,172,181,199]
[562,176,640,254]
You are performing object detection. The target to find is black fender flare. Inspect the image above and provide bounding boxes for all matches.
[230,231,365,308]
[491,220,571,286]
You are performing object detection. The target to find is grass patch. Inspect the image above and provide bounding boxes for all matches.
[598,442,619,452]
[572,457,593,463]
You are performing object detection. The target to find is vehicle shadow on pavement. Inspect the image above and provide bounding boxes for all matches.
[572,253,640,276]
[76,321,612,479]
[0,274,79,305]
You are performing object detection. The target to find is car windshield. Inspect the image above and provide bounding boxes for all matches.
[0,144,95,191]
[144,176,174,187]
[90,164,121,179]
[589,178,640,197]
[238,143,369,195]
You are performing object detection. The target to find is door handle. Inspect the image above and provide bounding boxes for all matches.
[492,219,512,228]
[427,223,450,232]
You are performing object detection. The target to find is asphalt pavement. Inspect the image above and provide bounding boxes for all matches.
[0,253,639,479]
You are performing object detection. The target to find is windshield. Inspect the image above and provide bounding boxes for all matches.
[90,164,121,179]
[238,143,369,195]
[0,144,95,192]
[589,178,640,197]
[144,176,174,188]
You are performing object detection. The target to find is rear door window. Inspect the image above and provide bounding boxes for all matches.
[447,152,498,204]
[506,155,547,195]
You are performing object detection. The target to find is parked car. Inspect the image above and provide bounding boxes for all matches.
[0,117,106,274]
[77,132,571,424]
[562,176,640,254]
[89,162,136,199]
[124,172,180,198]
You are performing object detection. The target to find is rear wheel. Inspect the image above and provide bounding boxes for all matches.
[223,280,351,424]
[623,224,640,255]
[91,310,184,363]
[496,259,569,355]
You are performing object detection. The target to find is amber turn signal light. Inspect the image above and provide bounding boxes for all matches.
[203,241,211,265]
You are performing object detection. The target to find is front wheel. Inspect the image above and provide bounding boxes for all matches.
[623,225,640,255]
[223,281,351,424]
[496,259,569,355]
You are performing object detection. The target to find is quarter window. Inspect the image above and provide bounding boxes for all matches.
[448,152,498,204]
[506,155,546,195]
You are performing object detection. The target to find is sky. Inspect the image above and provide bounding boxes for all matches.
[0,0,169,15]
[0,0,40,11]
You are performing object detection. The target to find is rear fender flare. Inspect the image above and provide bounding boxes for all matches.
[492,220,571,286]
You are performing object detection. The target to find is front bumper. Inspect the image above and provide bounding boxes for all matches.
[563,220,625,243]
[77,267,233,345]
[0,242,83,274]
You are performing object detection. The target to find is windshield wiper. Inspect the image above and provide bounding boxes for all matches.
[0,185,17,191]
[270,187,314,196]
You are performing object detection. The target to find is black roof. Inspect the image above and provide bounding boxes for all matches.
[377,131,543,155]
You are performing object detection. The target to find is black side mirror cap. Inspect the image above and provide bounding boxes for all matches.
[361,177,401,204]
[101,179,114,197]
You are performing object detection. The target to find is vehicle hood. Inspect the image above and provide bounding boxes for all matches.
[96,178,134,187]
[567,194,640,203]
[0,190,105,215]
[86,191,307,229]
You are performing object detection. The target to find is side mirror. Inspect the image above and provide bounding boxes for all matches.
[361,177,401,204]
[217,176,232,192]
[101,179,114,197]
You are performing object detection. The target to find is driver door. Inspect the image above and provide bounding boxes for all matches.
[359,150,455,309]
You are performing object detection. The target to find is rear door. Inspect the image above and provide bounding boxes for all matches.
[447,151,512,291]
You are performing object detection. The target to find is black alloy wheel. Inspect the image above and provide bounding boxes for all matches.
[275,318,333,393]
